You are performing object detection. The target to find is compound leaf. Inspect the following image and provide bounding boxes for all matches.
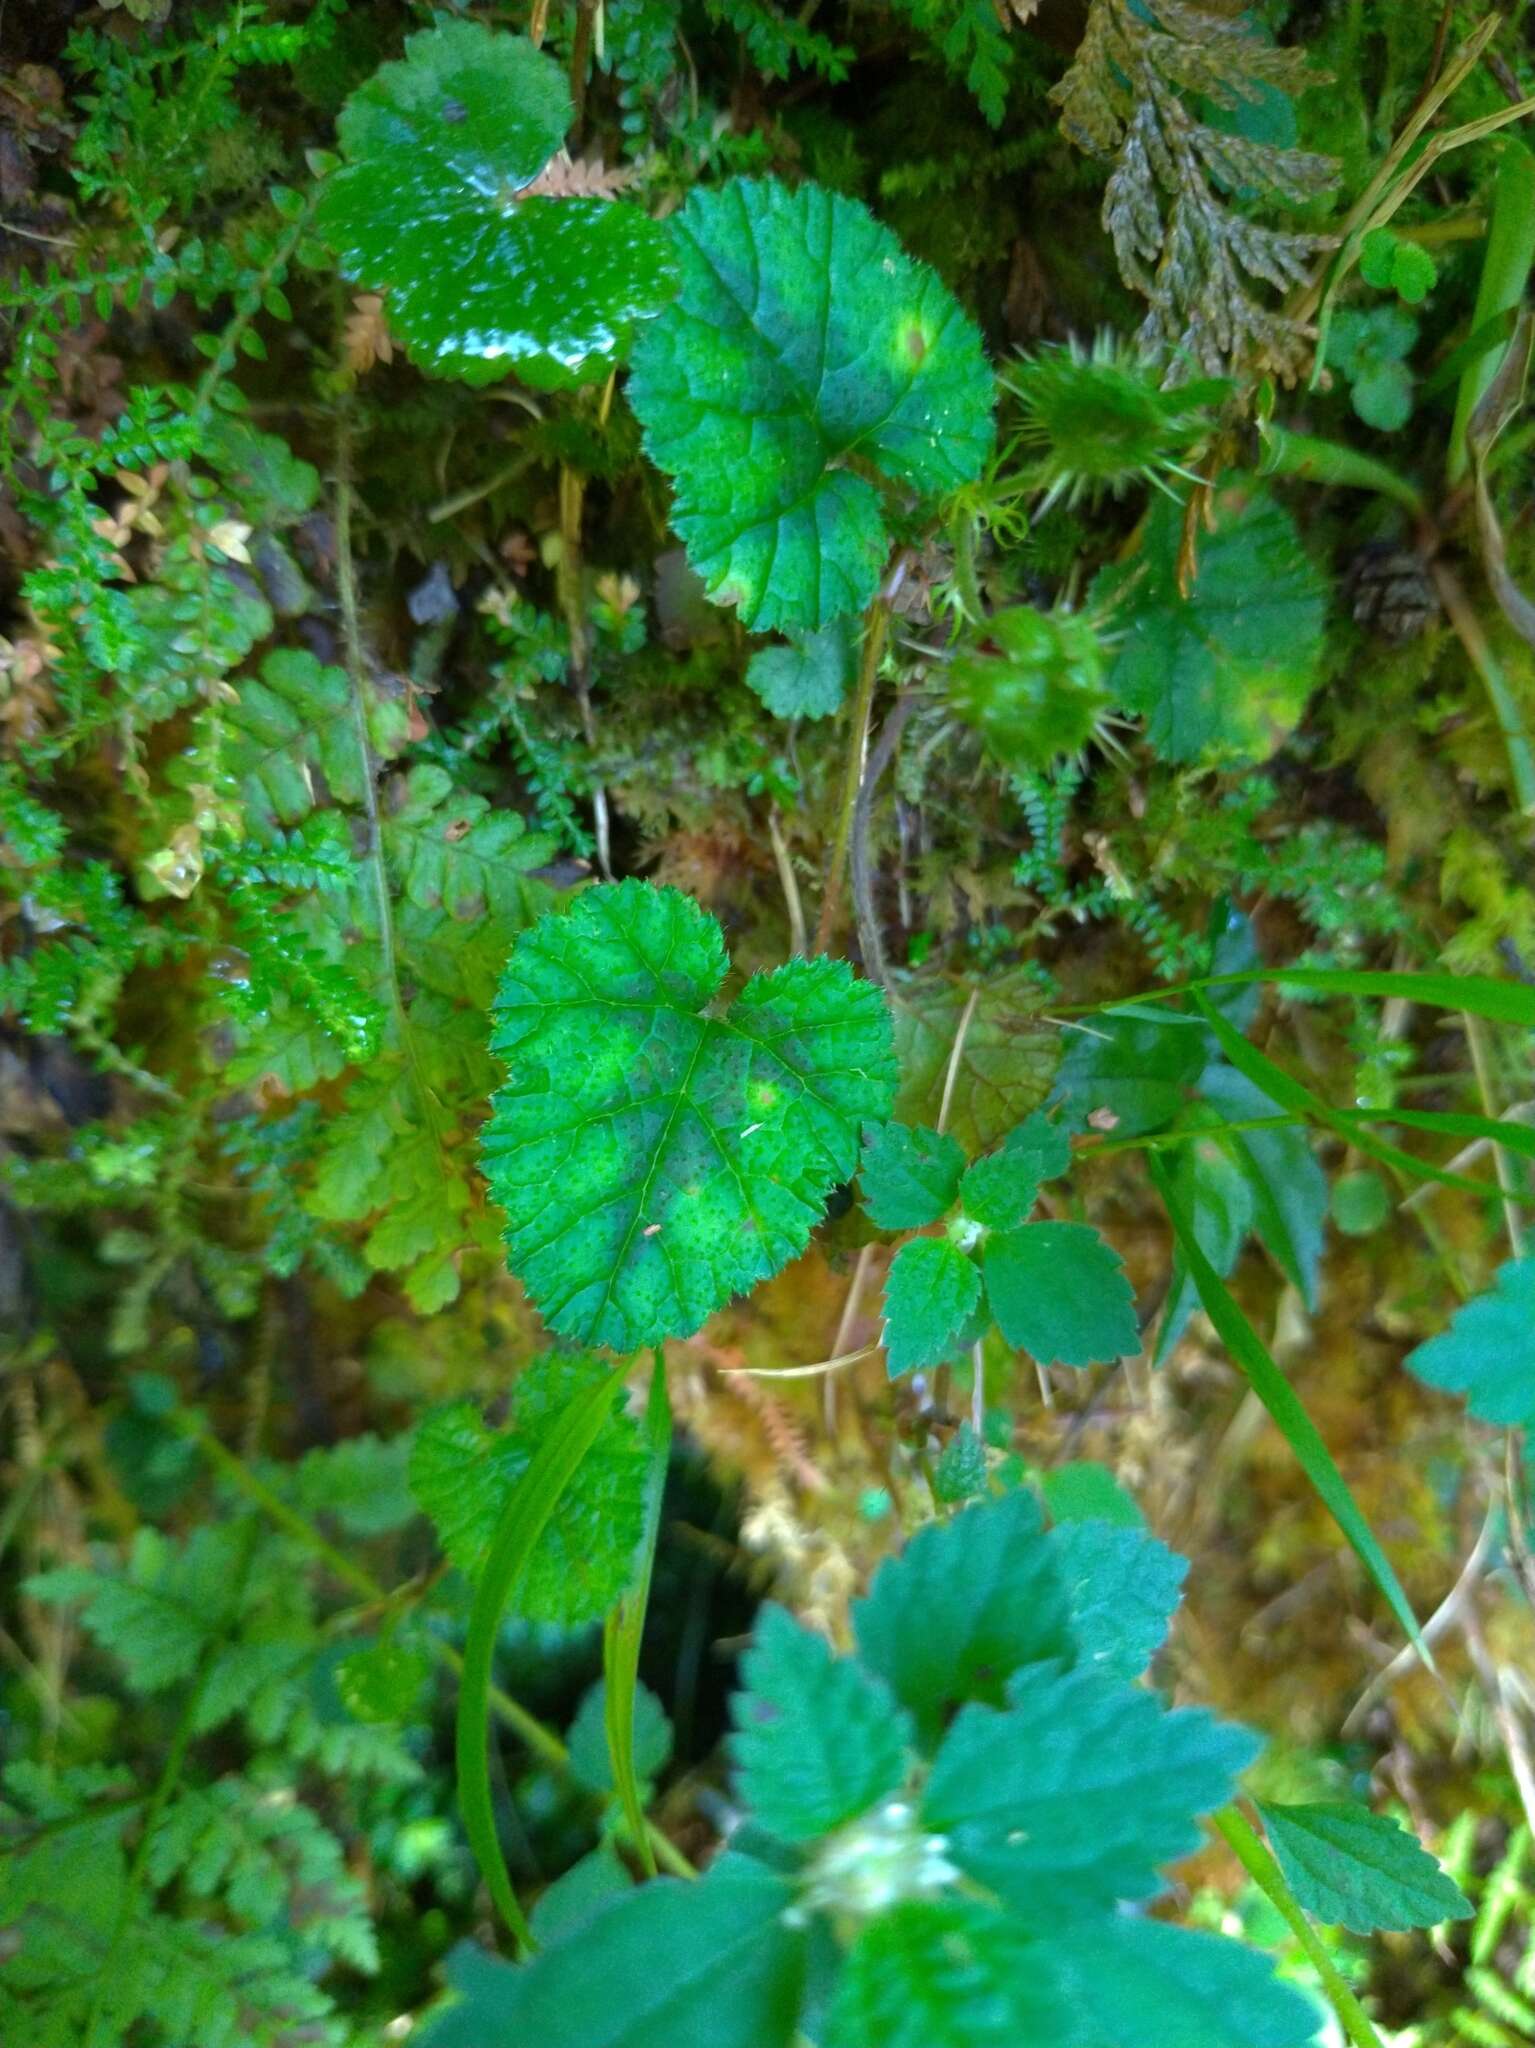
[223,648,405,835]
[852,1490,1073,1746]
[732,1605,913,1840]
[1256,1801,1473,1934]
[315,21,676,388]
[382,764,558,927]
[982,1222,1140,1369]
[824,1899,1070,2048]
[859,1120,966,1230]
[882,1238,981,1377]
[481,882,896,1351]
[1094,489,1327,765]
[1404,1258,1535,1428]
[922,1666,1259,1922]
[27,1525,250,1693]
[628,178,994,631]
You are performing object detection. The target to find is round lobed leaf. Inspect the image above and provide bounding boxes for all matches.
[628,177,995,632]
[481,882,897,1352]
[314,21,677,388]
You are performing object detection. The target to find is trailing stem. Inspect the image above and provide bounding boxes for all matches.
[814,594,893,955]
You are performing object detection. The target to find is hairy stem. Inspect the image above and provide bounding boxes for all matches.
[335,416,456,1159]
[851,689,919,986]
[557,459,613,876]
[814,595,892,955]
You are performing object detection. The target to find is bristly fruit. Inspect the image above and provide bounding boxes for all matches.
[946,605,1111,774]
[1002,333,1226,510]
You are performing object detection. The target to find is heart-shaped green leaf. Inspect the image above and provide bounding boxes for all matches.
[314,22,677,389]
[628,177,995,631]
[481,882,896,1352]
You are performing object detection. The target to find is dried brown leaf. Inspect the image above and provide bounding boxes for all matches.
[342,293,393,374]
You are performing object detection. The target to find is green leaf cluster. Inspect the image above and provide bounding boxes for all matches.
[419,1489,1313,2048]
[861,1111,1140,1376]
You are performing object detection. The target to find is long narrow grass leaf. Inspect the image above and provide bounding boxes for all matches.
[1149,1153,1429,1663]
[456,1360,632,1952]
[1343,1106,1535,1162]
[1193,995,1493,1197]
[603,1355,673,1879]
[1084,967,1535,1029]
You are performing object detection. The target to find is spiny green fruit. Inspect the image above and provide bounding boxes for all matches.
[1004,334,1225,508]
[947,607,1110,773]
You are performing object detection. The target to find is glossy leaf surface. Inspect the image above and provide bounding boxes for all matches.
[315,22,676,387]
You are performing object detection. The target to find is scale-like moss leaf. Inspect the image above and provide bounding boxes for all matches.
[315,22,677,388]
[628,178,994,631]
[481,882,896,1351]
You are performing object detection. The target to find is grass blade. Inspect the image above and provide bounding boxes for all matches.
[1149,1152,1430,1664]
[456,1360,632,1953]
[1193,994,1493,1198]
[603,1353,673,1879]
[1094,966,1535,1030]
[1343,1105,1535,1162]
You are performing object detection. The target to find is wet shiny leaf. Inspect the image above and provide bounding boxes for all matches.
[315,21,677,388]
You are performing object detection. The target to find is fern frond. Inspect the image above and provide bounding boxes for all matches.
[1054,0,1336,378]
